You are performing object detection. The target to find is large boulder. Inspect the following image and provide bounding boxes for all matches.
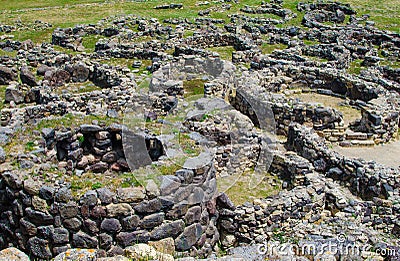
[44,69,70,86]
[150,220,185,240]
[67,62,89,82]
[0,66,17,85]
[174,223,203,251]
[5,85,24,104]
[20,66,38,86]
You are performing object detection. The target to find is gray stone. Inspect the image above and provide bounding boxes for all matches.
[175,223,203,251]
[72,232,98,248]
[19,159,34,169]
[37,225,54,240]
[101,218,122,233]
[0,66,17,85]
[26,208,54,225]
[71,62,89,82]
[20,66,38,87]
[80,190,98,206]
[89,162,109,173]
[63,218,82,231]
[20,218,37,236]
[97,187,114,204]
[51,227,69,244]
[102,151,117,163]
[0,147,5,163]
[134,198,162,214]
[150,220,185,240]
[160,175,181,196]
[146,180,160,198]
[99,233,113,250]
[184,206,202,225]
[80,124,102,133]
[5,85,24,104]
[106,203,133,217]
[83,219,99,234]
[216,192,235,210]
[121,215,140,230]
[39,186,55,200]
[116,230,150,247]
[27,237,52,259]
[117,187,145,203]
[140,213,165,229]
[2,172,22,190]
[55,187,73,202]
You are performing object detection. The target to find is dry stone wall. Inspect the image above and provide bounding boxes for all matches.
[0,157,219,259]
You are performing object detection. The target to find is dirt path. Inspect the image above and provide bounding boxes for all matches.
[333,141,400,169]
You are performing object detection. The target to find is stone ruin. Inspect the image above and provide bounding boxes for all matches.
[0,0,399,260]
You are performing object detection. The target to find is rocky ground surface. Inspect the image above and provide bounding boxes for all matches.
[0,0,399,260]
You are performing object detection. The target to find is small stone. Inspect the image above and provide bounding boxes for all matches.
[146,180,160,198]
[175,223,202,251]
[150,220,185,240]
[101,218,122,233]
[89,162,109,173]
[106,203,133,217]
[63,218,82,231]
[117,187,146,203]
[80,124,102,133]
[51,227,69,244]
[184,206,202,225]
[97,187,114,204]
[148,237,175,256]
[72,232,98,248]
[121,215,140,230]
[23,179,41,195]
[116,230,150,247]
[140,213,165,229]
[134,198,162,214]
[39,186,55,200]
[27,237,52,259]
[80,190,98,206]
[20,66,38,87]
[0,147,6,163]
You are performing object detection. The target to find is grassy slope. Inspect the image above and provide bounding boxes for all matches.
[0,0,399,36]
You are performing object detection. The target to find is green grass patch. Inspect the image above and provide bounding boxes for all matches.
[260,42,287,54]
[206,46,234,61]
[347,59,365,75]
[0,49,18,58]
[36,113,119,130]
[379,60,400,69]
[223,172,281,205]
[183,79,206,98]
[82,34,106,51]
[0,86,7,110]
[10,28,54,43]
[303,39,320,45]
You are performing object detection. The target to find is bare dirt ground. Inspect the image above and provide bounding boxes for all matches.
[334,141,400,169]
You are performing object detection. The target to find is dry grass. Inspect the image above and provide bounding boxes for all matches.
[221,172,281,205]
[288,92,361,125]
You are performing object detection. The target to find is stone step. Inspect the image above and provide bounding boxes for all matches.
[346,132,368,140]
[350,140,375,147]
